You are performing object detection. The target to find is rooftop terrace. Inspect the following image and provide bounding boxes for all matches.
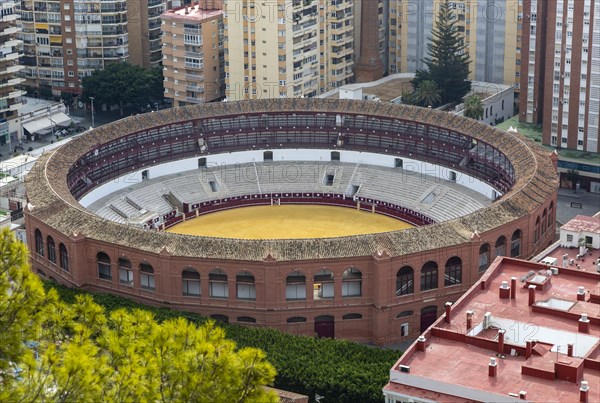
[385,257,600,403]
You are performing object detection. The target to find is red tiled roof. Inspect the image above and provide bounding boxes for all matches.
[561,215,600,234]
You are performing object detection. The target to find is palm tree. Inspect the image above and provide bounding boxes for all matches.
[463,95,484,120]
[415,80,442,108]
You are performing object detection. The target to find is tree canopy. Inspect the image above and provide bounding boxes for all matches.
[0,229,277,402]
[81,62,164,115]
[414,0,471,104]
[463,95,484,120]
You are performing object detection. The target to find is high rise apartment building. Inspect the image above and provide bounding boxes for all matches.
[224,0,354,100]
[386,0,521,89]
[520,0,599,152]
[18,0,129,97]
[17,0,171,97]
[0,0,24,144]
[161,2,224,106]
[127,0,168,69]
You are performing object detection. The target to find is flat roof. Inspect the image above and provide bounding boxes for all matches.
[561,215,600,234]
[163,4,222,21]
[385,257,600,403]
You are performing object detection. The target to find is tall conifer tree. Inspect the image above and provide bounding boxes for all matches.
[416,0,471,104]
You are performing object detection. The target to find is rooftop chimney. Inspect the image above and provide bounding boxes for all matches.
[510,277,517,299]
[577,286,586,301]
[579,313,590,334]
[499,280,511,299]
[526,340,533,359]
[466,310,474,330]
[528,285,536,306]
[498,329,505,355]
[519,391,527,400]
[184,6,189,14]
[568,343,574,357]
[580,381,589,403]
[488,357,497,377]
[416,335,426,352]
[445,302,452,324]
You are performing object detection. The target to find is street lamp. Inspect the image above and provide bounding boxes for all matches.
[89,97,95,128]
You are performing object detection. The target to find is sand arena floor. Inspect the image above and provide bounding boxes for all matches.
[166,205,413,239]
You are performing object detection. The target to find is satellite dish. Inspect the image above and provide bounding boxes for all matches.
[77,101,83,108]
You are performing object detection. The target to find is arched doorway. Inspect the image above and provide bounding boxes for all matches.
[420,305,438,333]
[314,315,335,339]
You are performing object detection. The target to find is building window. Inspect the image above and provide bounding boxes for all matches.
[287,317,306,323]
[118,258,133,286]
[286,271,306,300]
[209,269,228,298]
[314,269,334,299]
[47,236,56,264]
[495,236,506,257]
[237,316,256,323]
[444,257,462,286]
[236,272,256,300]
[140,263,155,291]
[342,267,362,297]
[396,266,414,296]
[566,234,573,242]
[182,268,201,296]
[59,244,68,272]
[342,313,362,320]
[35,229,44,256]
[478,243,490,272]
[510,230,522,257]
[97,252,111,280]
[420,261,438,291]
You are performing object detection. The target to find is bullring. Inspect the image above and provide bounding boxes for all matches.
[25,99,558,344]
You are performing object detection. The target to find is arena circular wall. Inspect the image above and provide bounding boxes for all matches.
[25,99,558,345]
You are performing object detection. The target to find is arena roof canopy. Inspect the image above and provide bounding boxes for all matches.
[26,99,558,261]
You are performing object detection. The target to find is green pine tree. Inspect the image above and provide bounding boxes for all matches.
[0,228,277,402]
[418,0,471,104]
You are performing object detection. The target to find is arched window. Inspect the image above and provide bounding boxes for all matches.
[534,216,540,243]
[420,261,438,291]
[140,263,155,291]
[97,252,111,280]
[236,271,256,300]
[209,269,228,298]
[237,316,257,323]
[342,313,362,320]
[396,310,414,318]
[396,266,414,296]
[59,244,68,272]
[314,269,334,299]
[47,236,56,264]
[478,243,490,272]
[118,258,133,286]
[541,209,547,234]
[182,268,200,296]
[444,257,462,286]
[34,229,43,257]
[286,271,306,301]
[287,317,307,323]
[342,267,361,297]
[511,230,522,257]
[495,236,506,257]
[210,314,229,323]
[548,202,554,231]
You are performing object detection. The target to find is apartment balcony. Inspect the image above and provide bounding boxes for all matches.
[103,50,127,59]
[0,51,20,63]
[186,85,204,93]
[185,96,203,103]
[185,50,204,58]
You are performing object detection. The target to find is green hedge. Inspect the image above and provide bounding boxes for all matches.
[45,282,401,403]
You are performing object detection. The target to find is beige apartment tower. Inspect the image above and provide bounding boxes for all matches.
[161,2,224,106]
[387,0,522,91]
[127,0,168,69]
[224,0,354,100]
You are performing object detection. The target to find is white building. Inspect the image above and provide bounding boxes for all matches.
[559,213,600,250]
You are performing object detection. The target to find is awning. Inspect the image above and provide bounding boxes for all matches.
[22,113,72,135]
